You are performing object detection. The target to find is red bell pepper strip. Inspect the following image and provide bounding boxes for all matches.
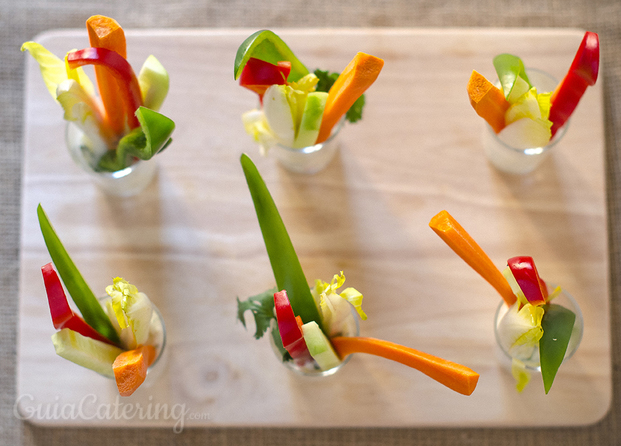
[67,47,143,131]
[42,263,117,346]
[239,58,291,97]
[274,290,312,362]
[507,256,549,306]
[549,31,599,137]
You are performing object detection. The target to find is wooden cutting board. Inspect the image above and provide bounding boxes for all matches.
[17,28,610,428]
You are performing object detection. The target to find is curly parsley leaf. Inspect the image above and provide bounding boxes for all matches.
[236,287,278,339]
[313,69,365,124]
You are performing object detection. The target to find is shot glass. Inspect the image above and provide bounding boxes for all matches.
[483,69,569,175]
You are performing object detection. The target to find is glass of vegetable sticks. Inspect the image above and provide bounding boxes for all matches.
[482,69,569,175]
[493,285,583,372]
[66,122,158,196]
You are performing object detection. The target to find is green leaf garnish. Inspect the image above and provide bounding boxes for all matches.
[493,54,532,100]
[37,204,120,344]
[97,106,175,172]
[234,30,309,83]
[539,303,576,394]
[236,287,277,339]
[240,153,324,330]
[314,69,365,123]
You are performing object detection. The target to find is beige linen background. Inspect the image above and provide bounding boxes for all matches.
[2,0,620,444]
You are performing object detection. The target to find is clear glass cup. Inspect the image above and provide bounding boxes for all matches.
[494,285,583,371]
[483,69,569,175]
[270,119,345,174]
[269,304,360,377]
[98,296,167,383]
[66,123,157,197]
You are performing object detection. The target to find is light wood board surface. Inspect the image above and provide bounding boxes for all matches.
[17,28,610,428]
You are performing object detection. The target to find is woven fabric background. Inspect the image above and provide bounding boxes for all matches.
[1,1,620,444]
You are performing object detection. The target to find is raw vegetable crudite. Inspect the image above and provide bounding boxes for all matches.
[236,154,479,395]
[467,31,599,147]
[22,15,175,176]
[466,32,599,174]
[235,30,384,163]
[430,210,583,393]
[38,204,165,396]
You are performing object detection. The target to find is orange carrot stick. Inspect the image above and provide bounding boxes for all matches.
[331,336,479,396]
[86,15,132,137]
[315,52,384,143]
[467,70,510,134]
[429,210,516,306]
[112,345,156,397]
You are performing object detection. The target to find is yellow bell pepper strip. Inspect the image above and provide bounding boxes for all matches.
[37,205,120,344]
[331,336,479,396]
[67,47,143,131]
[507,256,548,306]
[234,30,309,83]
[549,31,599,137]
[429,210,517,306]
[86,15,128,137]
[240,154,324,329]
[42,263,118,346]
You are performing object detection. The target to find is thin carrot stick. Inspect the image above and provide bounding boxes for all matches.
[331,336,479,396]
[112,345,156,396]
[467,70,510,134]
[429,210,516,306]
[315,52,384,143]
[86,15,134,136]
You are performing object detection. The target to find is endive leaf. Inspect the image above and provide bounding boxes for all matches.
[21,41,67,99]
[37,205,120,344]
[240,153,324,330]
[234,30,309,82]
[540,303,576,394]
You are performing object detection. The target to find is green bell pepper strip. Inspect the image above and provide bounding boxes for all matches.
[97,106,175,172]
[240,153,324,330]
[37,205,120,344]
[539,303,576,394]
[234,30,309,83]
[493,53,531,100]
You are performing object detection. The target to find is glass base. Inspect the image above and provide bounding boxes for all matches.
[66,123,157,197]
[270,119,344,175]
